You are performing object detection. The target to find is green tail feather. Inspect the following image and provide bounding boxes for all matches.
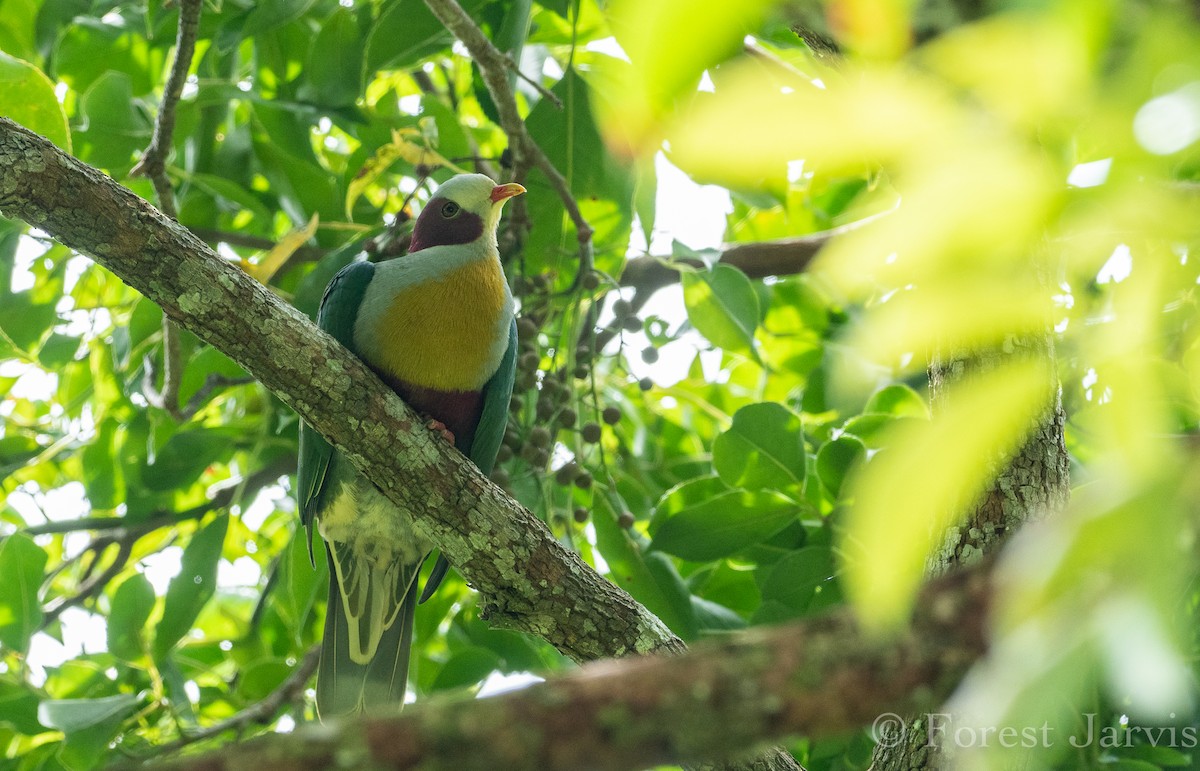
[317,552,418,718]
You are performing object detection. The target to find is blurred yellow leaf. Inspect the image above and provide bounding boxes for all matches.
[920,10,1095,131]
[818,141,1060,290]
[840,357,1054,631]
[599,0,776,156]
[345,129,466,219]
[838,279,1054,374]
[244,214,318,284]
[668,62,962,186]
[824,0,914,60]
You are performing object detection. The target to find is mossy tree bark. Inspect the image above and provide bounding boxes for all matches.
[869,335,1070,771]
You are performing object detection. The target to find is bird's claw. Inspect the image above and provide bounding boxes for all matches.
[426,419,455,445]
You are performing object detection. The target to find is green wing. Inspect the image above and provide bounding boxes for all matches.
[419,316,517,603]
[297,259,375,545]
[469,315,518,474]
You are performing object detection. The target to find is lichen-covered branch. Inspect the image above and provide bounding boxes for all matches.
[0,117,674,664]
[142,559,993,771]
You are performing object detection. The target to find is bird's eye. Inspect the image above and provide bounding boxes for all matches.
[440,201,460,218]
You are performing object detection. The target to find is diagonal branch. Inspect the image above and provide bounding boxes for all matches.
[145,645,322,760]
[0,116,673,666]
[142,558,994,771]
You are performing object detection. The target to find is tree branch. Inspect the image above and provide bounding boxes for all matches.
[0,116,675,666]
[141,558,993,771]
[0,116,806,771]
[22,455,293,537]
[144,645,322,760]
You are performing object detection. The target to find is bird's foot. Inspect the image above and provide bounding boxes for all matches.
[426,419,455,445]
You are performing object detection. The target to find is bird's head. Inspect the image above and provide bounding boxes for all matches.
[408,173,525,253]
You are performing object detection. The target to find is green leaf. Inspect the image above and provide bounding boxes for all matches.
[81,418,123,511]
[681,264,760,357]
[37,332,82,368]
[177,347,248,411]
[690,596,746,631]
[37,693,139,734]
[303,7,363,107]
[0,680,44,735]
[274,528,324,635]
[236,658,293,702]
[153,516,229,660]
[650,489,799,562]
[0,282,58,355]
[816,435,866,499]
[601,0,776,153]
[712,402,805,490]
[0,533,47,652]
[524,67,635,281]
[72,71,151,171]
[40,693,139,771]
[242,0,320,35]
[756,547,838,620]
[0,0,38,61]
[142,429,231,492]
[184,172,272,225]
[430,646,501,692]
[0,50,70,151]
[593,500,697,639]
[842,359,1054,630]
[865,383,929,418]
[106,573,155,662]
[365,0,489,74]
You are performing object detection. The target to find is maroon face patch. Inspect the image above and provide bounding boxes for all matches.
[409,196,485,253]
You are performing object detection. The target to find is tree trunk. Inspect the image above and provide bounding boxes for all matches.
[870,333,1069,771]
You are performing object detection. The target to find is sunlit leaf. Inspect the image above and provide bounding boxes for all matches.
[864,384,927,418]
[107,573,155,662]
[670,62,961,186]
[0,533,46,652]
[600,0,776,154]
[681,264,760,358]
[840,358,1055,630]
[712,402,805,490]
[651,488,799,562]
[154,516,229,660]
[0,51,70,151]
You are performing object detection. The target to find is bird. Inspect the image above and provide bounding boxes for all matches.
[296,173,524,717]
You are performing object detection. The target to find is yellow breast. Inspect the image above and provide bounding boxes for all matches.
[368,258,508,391]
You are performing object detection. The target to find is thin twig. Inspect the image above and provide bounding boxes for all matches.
[144,645,321,760]
[504,53,563,108]
[41,536,134,628]
[179,375,256,420]
[22,457,294,537]
[132,0,204,420]
[422,0,594,287]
